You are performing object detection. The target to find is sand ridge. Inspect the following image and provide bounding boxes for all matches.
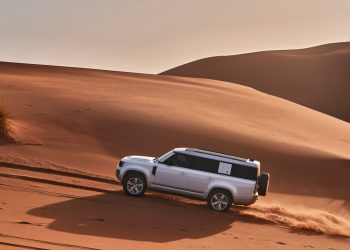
[161,42,350,122]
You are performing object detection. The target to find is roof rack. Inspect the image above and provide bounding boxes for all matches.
[185,148,248,163]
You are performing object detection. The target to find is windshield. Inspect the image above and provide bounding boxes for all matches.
[157,150,174,163]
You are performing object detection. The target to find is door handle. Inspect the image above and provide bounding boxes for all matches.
[180,172,186,175]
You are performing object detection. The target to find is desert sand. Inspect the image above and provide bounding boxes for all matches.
[161,42,350,123]
[0,62,349,249]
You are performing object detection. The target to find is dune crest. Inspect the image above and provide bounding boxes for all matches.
[161,42,350,122]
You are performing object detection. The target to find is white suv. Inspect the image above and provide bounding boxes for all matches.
[116,148,270,212]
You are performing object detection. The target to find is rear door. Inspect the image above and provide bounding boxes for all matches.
[184,156,217,192]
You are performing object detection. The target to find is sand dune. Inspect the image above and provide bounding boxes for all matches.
[0,62,349,249]
[161,42,350,122]
[1,61,349,198]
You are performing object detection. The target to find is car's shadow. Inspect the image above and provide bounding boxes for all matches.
[28,191,246,242]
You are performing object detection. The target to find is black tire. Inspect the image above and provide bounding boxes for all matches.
[207,188,233,212]
[257,172,270,196]
[122,172,147,197]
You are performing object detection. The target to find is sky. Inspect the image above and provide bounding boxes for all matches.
[0,0,349,74]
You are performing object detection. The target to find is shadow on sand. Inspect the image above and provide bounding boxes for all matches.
[27,191,349,242]
[28,192,244,242]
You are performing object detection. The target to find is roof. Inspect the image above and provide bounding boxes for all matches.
[174,147,256,164]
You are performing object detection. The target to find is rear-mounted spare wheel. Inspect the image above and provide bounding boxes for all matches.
[257,172,270,196]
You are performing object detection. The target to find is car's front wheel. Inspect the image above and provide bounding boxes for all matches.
[207,189,233,212]
[122,172,147,197]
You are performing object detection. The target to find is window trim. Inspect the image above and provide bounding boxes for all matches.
[161,152,258,181]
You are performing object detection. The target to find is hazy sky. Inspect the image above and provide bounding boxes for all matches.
[1,0,349,73]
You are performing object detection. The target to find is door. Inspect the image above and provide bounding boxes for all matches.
[182,155,215,193]
[151,153,192,191]
[152,153,211,194]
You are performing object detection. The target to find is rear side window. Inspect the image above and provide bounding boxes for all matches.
[230,164,257,181]
[190,155,257,181]
[190,156,217,172]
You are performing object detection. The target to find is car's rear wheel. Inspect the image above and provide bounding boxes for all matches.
[207,189,233,212]
[123,172,147,197]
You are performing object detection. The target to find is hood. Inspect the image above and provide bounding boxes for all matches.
[122,155,155,163]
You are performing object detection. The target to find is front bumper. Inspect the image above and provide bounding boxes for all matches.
[116,167,122,181]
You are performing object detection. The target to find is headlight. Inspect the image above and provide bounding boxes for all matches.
[118,161,125,167]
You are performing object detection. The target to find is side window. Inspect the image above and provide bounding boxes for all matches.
[163,153,191,168]
[190,156,218,173]
[173,154,258,180]
[163,154,176,165]
[231,164,258,181]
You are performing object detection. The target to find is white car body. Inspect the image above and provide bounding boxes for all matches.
[116,148,269,207]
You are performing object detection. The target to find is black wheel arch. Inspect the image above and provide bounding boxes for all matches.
[207,187,234,212]
[123,170,147,184]
[208,187,234,201]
